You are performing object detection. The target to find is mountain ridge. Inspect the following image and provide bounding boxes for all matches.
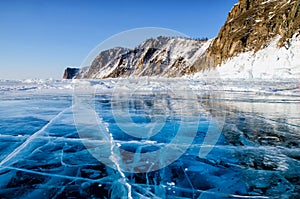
[74,36,210,79]
[64,0,300,79]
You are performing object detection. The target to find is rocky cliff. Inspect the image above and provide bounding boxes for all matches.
[63,67,80,79]
[208,0,300,65]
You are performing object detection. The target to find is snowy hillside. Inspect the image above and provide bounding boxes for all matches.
[217,33,300,79]
[73,32,300,80]
[74,37,211,79]
[192,33,300,79]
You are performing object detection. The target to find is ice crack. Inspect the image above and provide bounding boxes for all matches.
[0,106,72,168]
[109,133,133,199]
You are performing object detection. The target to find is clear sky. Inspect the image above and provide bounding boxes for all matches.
[0,0,237,80]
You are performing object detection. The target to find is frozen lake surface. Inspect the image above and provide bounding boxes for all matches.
[0,78,299,198]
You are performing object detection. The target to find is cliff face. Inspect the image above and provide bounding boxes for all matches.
[63,67,80,79]
[75,37,210,79]
[208,0,300,65]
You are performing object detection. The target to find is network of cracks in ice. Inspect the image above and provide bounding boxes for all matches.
[0,79,299,198]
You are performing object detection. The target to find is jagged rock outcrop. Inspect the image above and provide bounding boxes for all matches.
[208,0,300,65]
[74,37,210,79]
[75,48,128,79]
[63,67,80,79]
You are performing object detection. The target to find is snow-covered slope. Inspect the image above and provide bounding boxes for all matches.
[75,33,300,80]
[215,33,300,79]
[75,37,211,79]
[189,33,300,79]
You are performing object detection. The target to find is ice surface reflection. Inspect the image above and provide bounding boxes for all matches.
[0,79,299,198]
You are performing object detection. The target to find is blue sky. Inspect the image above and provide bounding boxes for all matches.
[0,0,237,80]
